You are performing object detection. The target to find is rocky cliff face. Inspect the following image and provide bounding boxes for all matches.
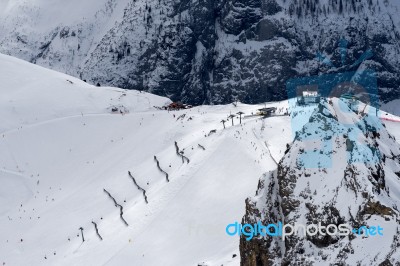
[240,98,400,265]
[0,0,399,105]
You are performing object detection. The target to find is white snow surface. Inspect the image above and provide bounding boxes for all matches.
[1,54,400,265]
[248,97,400,264]
[0,54,291,266]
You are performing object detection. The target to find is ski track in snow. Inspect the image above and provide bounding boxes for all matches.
[103,134,224,264]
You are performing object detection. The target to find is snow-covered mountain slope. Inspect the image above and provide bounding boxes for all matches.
[240,98,400,265]
[0,53,169,132]
[1,54,400,265]
[0,53,293,266]
[0,0,399,105]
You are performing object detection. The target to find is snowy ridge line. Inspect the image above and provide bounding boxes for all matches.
[127,171,149,203]
[153,156,169,182]
[0,168,24,177]
[103,189,129,226]
[174,141,190,164]
[91,221,103,241]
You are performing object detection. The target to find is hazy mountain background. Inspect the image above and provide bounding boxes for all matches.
[0,0,399,105]
[2,53,400,265]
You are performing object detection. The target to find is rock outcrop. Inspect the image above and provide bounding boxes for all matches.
[240,98,400,265]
